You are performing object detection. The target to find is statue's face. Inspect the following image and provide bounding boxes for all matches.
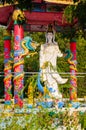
[47,32,53,43]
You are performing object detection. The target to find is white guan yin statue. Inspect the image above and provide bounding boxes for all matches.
[39,25,68,102]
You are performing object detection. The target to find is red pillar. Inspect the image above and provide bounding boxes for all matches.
[70,39,77,102]
[3,30,12,107]
[13,21,24,108]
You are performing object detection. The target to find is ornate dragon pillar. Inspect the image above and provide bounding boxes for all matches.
[70,39,77,102]
[13,10,25,108]
[3,30,12,108]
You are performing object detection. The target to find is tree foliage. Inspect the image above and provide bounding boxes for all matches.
[64,0,86,39]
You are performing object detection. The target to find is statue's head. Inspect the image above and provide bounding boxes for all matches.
[45,24,55,44]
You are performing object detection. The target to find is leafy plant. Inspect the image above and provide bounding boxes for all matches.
[79,112,86,129]
[0,108,83,130]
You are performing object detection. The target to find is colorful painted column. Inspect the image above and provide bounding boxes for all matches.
[12,9,26,108]
[13,21,24,108]
[70,39,77,102]
[3,30,12,107]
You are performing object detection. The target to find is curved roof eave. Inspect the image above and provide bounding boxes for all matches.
[44,0,76,5]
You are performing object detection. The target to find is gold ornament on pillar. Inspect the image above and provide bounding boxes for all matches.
[12,9,26,24]
[3,30,11,38]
